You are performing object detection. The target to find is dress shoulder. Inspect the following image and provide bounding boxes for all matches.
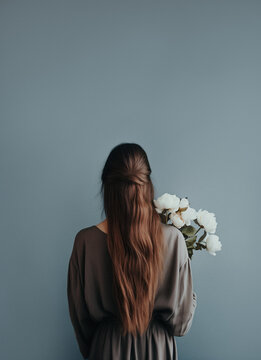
[69,225,100,268]
[161,223,189,270]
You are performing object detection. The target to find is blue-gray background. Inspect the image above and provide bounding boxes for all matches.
[1,0,260,359]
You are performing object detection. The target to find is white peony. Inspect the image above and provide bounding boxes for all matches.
[169,213,185,228]
[205,234,222,256]
[181,207,198,226]
[153,193,180,212]
[197,209,217,233]
[179,197,189,210]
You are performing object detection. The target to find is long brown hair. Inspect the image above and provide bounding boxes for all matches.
[99,143,165,337]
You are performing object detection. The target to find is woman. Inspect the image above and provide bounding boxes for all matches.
[67,142,197,359]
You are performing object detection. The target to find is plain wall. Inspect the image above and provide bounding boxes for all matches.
[1,0,260,359]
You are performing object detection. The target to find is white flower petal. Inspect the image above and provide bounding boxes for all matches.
[170,213,185,229]
[197,209,217,233]
[179,197,189,209]
[154,193,180,212]
[205,234,222,256]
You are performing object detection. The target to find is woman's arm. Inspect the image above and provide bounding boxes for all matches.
[67,235,98,358]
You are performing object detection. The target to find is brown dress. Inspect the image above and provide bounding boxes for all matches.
[67,222,197,360]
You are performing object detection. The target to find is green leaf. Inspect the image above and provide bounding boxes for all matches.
[188,248,193,259]
[159,213,169,224]
[181,225,198,237]
[185,236,197,248]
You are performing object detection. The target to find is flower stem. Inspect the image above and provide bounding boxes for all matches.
[195,226,202,235]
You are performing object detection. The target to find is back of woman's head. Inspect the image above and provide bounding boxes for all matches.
[100,142,165,337]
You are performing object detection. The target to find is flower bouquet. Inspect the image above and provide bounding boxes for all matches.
[154,193,222,259]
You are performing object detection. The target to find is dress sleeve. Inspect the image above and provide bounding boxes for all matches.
[67,244,98,359]
[167,257,197,337]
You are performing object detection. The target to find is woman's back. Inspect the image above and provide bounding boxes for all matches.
[67,222,197,360]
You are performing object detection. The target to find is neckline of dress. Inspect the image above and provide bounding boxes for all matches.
[94,225,108,236]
